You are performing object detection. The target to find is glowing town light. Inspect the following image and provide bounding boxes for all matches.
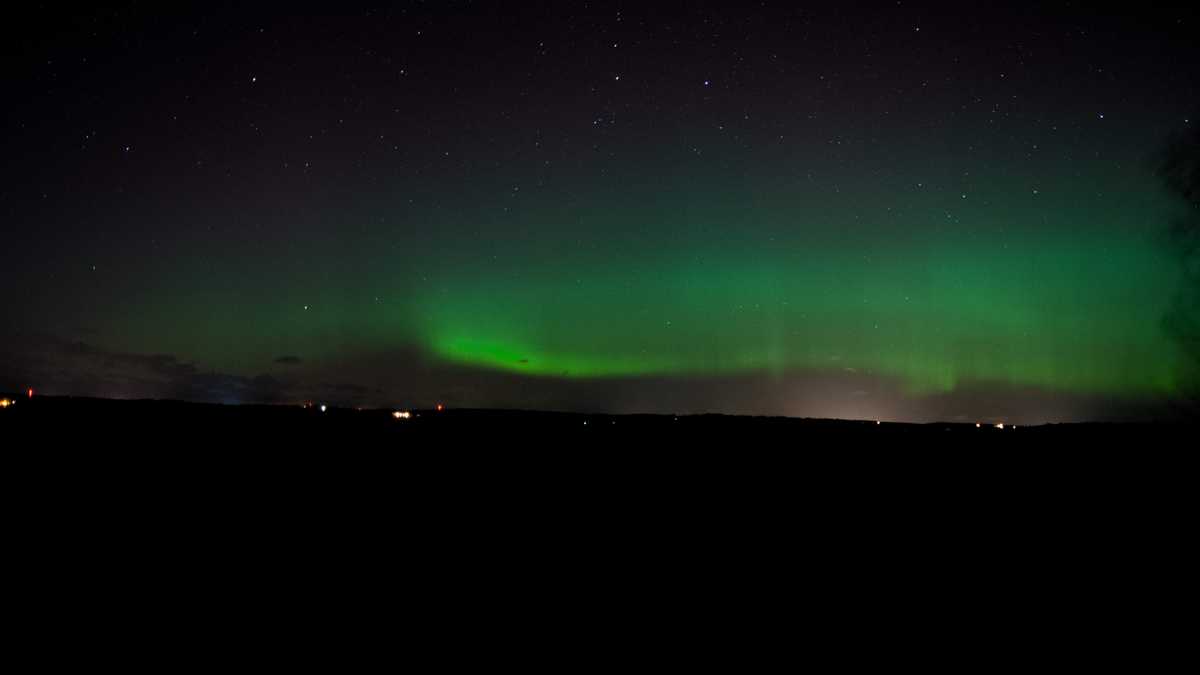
[27,388,34,398]
[436,404,444,412]
[0,399,11,408]
[320,404,327,412]
[995,423,1004,429]
[975,423,981,428]
[392,411,412,419]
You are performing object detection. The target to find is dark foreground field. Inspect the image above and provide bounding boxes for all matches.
[3,391,1187,658]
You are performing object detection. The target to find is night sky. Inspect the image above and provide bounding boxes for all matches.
[3,2,1198,423]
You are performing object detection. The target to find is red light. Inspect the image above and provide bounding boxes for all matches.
[27,388,34,398]
[436,404,444,412]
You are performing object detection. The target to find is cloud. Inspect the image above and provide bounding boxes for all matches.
[0,331,341,405]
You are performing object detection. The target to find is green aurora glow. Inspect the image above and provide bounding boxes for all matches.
[86,161,1194,403]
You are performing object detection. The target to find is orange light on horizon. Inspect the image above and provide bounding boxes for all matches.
[393,411,412,420]
[436,404,444,412]
[27,388,34,398]
[0,399,11,408]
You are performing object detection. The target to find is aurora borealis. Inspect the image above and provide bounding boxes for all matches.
[3,3,1198,422]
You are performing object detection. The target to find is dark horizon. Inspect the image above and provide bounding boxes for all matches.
[5,392,1193,432]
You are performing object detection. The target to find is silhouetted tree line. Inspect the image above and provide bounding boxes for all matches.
[1157,118,1200,373]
